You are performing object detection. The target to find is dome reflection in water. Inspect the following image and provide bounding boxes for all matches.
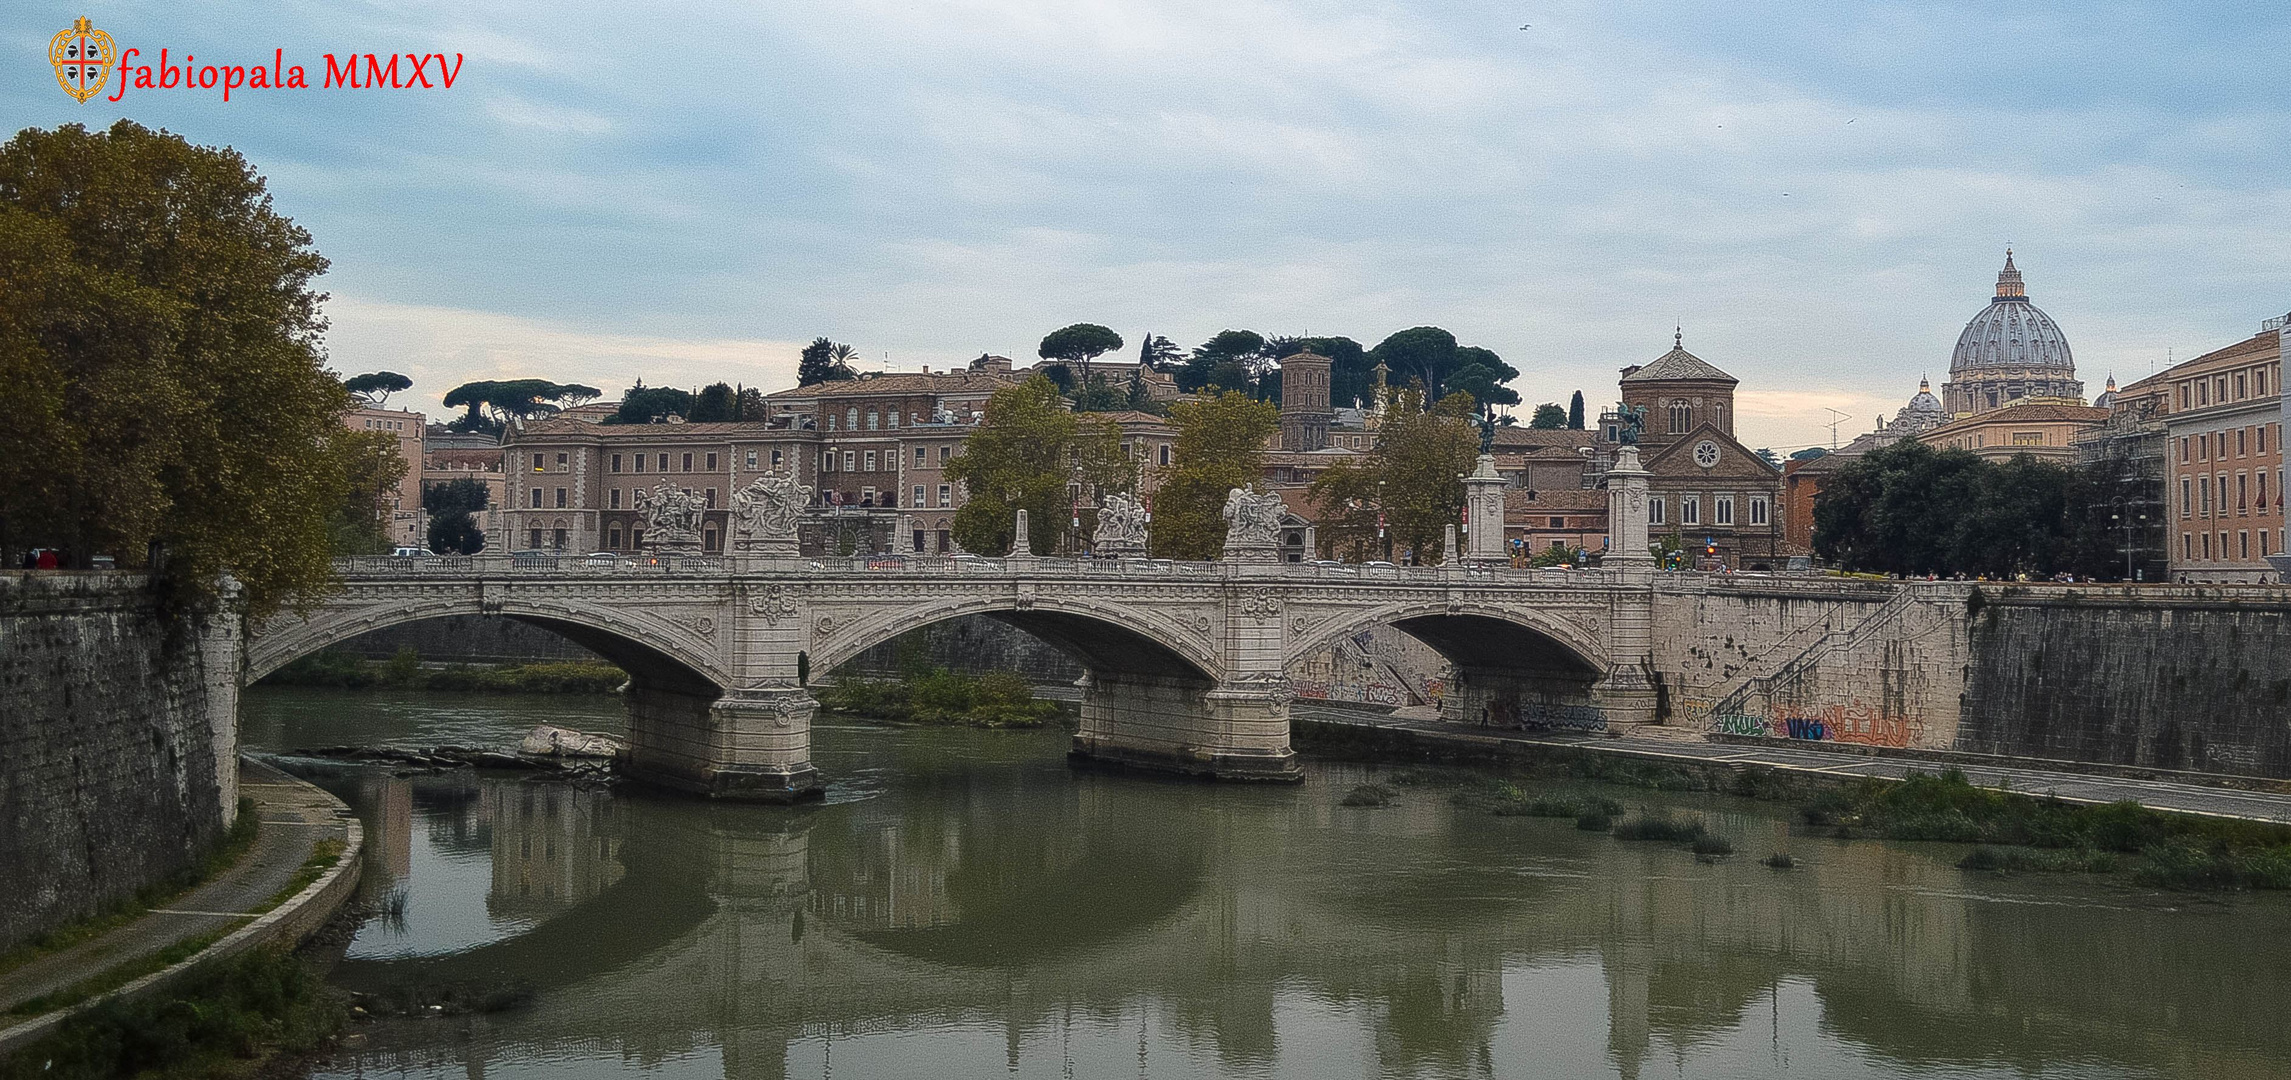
[243,688,2291,1080]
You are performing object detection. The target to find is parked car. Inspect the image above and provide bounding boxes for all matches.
[390,546,425,558]
[583,551,619,566]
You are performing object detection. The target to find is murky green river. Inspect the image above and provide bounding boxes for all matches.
[242,687,2291,1079]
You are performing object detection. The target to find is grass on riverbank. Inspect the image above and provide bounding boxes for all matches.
[263,648,626,694]
[1808,769,2291,888]
[0,800,258,980]
[1323,725,2291,891]
[0,948,342,1080]
[817,669,1066,729]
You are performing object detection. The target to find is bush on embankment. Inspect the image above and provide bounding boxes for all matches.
[263,648,625,694]
[817,669,1066,729]
[1809,769,2291,889]
[0,948,342,1080]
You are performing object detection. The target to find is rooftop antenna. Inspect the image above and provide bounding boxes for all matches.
[1822,406,1853,449]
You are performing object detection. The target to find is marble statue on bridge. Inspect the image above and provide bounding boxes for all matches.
[1222,485,1288,562]
[1092,491,1149,556]
[731,469,805,556]
[635,482,704,552]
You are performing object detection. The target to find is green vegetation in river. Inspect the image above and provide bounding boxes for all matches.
[263,648,626,694]
[0,948,342,1080]
[817,668,1066,729]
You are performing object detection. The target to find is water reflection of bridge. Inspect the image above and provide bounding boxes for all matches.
[330,767,2291,1080]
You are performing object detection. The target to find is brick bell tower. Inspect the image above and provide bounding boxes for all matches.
[1278,351,1333,451]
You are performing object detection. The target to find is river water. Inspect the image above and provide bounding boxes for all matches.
[242,687,2291,1080]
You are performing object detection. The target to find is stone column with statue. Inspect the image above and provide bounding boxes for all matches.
[635,482,704,554]
[729,469,806,560]
[1092,491,1149,558]
[1593,441,1658,725]
[1462,451,1508,566]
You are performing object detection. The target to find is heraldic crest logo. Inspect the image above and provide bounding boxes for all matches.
[50,17,117,103]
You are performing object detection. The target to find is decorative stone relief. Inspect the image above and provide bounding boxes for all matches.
[749,585,797,624]
[1241,588,1283,618]
[694,616,716,636]
[815,615,838,636]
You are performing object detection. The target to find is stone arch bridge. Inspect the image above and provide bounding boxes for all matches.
[248,553,1672,800]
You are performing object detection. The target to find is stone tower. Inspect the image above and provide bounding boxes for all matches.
[1279,351,1333,452]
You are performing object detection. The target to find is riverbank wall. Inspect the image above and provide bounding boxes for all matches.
[1648,579,2291,780]
[0,573,240,953]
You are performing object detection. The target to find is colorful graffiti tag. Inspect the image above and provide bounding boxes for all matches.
[1704,700,1922,748]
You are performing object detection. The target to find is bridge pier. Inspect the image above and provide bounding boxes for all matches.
[623,685,824,803]
[1069,672,1302,782]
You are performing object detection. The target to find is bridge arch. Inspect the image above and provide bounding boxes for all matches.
[1286,599,1612,730]
[807,595,1223,686]
[247,592,729,699]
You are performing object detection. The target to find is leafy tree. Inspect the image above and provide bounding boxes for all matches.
[328,429,409,556]
[443,378,588,430]
[1038,323,1124,384]
[1789,446,1831,461]
[1304,456,1382,561]
[689,381,736,422]
[559,383,602,407]
[0,121,360,615]
[1177,329,1266,394]
[1812,440,2091,577]
[422,477,490,519]
[1367,329,1517,408]
[1528,403,1568,429]
[1150,390,1281,559]
[798,337,857,385]
[344,371,411,407]
[1567,391,1586,430]
[1070,374,1127,413]
[1138,333,1182,371]
[427,512,485,555]
[1372,390,1476,563]
[1755,447,1784,469]
[608,381,696,425]
[1444,346,1521,412]
[945,376,1082,555]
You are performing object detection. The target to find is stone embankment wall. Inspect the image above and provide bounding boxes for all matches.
[323,613,601,664]
[0,574,239,953]
[1957,588,2291,776]
[1650,578,2291,780]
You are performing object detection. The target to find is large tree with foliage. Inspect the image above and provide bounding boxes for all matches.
[945,376,1132,556]
[798,337,858,385]
[1528,403,1567,429]
[0,121,370,615]
[607,381,696,425]
[1567,391,1586,430]
[1138,333,1182,371]
[1176,329,1266,395]
[421,476,490,555]
[443,378,595,433]
[1304,389,1477,564]
[1038,323,1124,385]
[344,370,411,408]
[327,429,410,556]
[1813,440,2105,578]
[1149,390,1281,559]
[1366,327,1518,409]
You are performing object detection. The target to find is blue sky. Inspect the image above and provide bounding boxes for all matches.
[9,1,2287,449]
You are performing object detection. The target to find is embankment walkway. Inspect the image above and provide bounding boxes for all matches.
[1295,708,2291,825]
[0,759,361,1058]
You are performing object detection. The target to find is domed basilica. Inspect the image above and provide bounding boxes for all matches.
[1938,251,2082,416]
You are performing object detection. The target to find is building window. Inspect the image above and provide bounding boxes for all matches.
[2199,382,2209,406]
[2238,474,2248,512]
[941,445,953,463]
[706,452,719,471]
[2240,531,2250,559]
[913,485,925,507]
[771,449,784,467]
[2182,477,2193,516]
[1681,497,1699,525]
[2182,532,2191,559]
[608,525,623,549]
[886,412,898,429]
[556,453,568,471]
[632,528,644,548]
[1649,497,1666,526]
[2012,431,2043,446]
[914,530,926,552]
[555,488,567,509]
[865,450,878,472]
[867,411,879,431]
[847,408,859,430]
[2200,477,2211,514]
[1548,516,1565,528]
[705,488,718,508]
[530,528,544,549]
[532,452,546,473]
[843,451,856,472]
[703,525,718,553]
[915,447,927,465]
[634,453,646,473]
[2180,437,2190,463]
[746,450,758,468]
[2203,532,2212,559]
[826,415,836,431]
[528,488,541,509]
[938,484,951,507]
[861,486,876,506]
[611,454,623,473]
[1668,403,1690,433]
[1749,497,1769,526]
[1715,496,1734,525]
[1160,445,1172,466]
[658,453,669,472]
[937,529,952,553]
[610,488,622,509]
[678,453,691,472]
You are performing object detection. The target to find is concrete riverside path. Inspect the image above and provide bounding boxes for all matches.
[1296,708,2291,825]
[0,759,360,1055]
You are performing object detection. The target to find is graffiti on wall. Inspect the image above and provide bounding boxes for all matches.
[1483,699,1607,733]
[1703,699,1922,748]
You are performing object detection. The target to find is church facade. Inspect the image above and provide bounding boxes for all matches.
[1607,334,1786,568]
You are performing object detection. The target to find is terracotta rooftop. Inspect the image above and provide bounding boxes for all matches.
[765,372,1016,399]
[1620,336,1737,384]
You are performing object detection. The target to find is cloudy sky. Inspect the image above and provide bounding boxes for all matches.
[10,1,2286,449]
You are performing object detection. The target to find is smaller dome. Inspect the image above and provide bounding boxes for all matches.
[1882,376,1947,438]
